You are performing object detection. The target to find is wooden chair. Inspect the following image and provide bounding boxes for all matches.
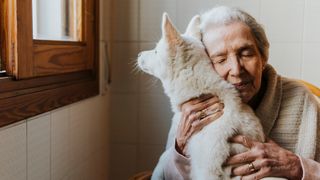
[299,80,320,97]
[129,80,320,180]
[129,171,152,180]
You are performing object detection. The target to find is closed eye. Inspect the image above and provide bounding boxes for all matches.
[212,57,227,64]
[238,46,255,57]
[241,50,254,56]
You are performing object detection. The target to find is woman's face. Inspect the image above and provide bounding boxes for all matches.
[203,22,266,103]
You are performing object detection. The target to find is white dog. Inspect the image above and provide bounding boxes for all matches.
[137,13,284,180]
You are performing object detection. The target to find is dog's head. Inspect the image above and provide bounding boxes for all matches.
[137,13,217,107]
[137,13,203,81]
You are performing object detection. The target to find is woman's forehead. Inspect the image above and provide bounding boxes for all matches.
[203,22,257,53]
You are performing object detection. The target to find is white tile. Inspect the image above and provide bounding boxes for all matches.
[138,94,172,144]
[69,101,91,170]
[95,148,109,180]
[0,122,27,180]
[27,114,50,180]
[138,42,157,54]
[73,148,109,180]
[268,42,302,79]
[216,0,261,20]
[51,107,71,180]
[138,94,173,125]
[109,144,137,180]
[99,0,111,41]
[110,42,140,93]
[140,0,177,41]
[139,73,164,94]
[110,94,138,143]
[139,123,171,145]
[176,0,220,31]
[139,42,165,94]
[301,43,320,87]
[304,0,320,42]
[260,0,304,42]
[84,96,107,154]
[111,0,139,41]
[176,0,260,33]
[60,175,70,180]
[68,158,99,180]
[137,145,165,172]
[96,95,109,151]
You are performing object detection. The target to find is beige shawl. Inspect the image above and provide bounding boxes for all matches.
[256,64,320,161]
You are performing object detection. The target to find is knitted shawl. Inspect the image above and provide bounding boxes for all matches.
[256,64,320,161]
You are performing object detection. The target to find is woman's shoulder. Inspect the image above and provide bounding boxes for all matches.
[281,77,311,96]
[281,77,319,105]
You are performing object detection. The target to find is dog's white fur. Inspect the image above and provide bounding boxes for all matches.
[137,13,283,180]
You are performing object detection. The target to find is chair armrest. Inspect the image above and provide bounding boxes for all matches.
[298,80,320,97]
[129,171,152,180]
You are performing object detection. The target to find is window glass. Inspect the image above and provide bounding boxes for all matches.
[32,0,82,41]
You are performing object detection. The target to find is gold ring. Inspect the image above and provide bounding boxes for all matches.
[199,109,207,119]
[248,162,256,172]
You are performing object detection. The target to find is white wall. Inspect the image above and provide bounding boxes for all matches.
[0,96,109,180]
[109,0,320,179]
[0,0,110,179]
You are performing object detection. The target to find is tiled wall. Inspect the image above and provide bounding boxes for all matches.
[109,0,320,179]
[0,96,109,180]
[0,0,110,179]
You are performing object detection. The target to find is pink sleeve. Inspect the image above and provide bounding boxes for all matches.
[299,156,320,180]
[164,146,192,180]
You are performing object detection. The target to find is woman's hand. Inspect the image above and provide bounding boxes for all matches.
[176,94,224,156]
[226,135,303,180]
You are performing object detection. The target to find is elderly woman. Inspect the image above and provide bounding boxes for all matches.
[155,6,320,180]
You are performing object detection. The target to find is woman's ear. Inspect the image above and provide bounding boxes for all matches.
[262,59,267,70]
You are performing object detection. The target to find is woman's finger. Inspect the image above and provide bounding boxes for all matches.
[205,95,222,106]
[180,94,214,110]
[185,121,201,142]
[231,158,277,176]
[184,110,224,142]
[194,110,223,129]
[226,150,256,165]
[266,137,277,145]
[232,162,256,176]
[177,95,223,155]
[204,103,224,117]
[229,135,258,148]
[181,95,219,114]
[241,166,273,180]
[178,108,222,146]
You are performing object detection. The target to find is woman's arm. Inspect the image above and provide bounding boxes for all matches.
[300,156,320,179]
[163,145,191,180]
[162,94,224,178]
[226,135,303,180]
[176,94,224,156]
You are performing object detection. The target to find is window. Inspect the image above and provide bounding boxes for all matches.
[0,0,99,127]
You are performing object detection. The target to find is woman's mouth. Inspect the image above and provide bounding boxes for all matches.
[233,81,251,90]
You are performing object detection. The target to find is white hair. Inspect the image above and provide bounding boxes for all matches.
[200,6,270,61]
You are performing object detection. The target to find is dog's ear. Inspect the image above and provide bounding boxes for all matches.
[162,13,182,47]
[184,15,201,40]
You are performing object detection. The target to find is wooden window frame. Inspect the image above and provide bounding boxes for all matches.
[0,0,99,127]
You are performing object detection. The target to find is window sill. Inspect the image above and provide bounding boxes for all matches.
[0,70,99,127]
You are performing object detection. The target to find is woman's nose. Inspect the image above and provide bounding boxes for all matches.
[228,56,243,76]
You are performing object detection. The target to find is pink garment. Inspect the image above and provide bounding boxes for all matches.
[299,156,320,180]
[164,147,320,179]
[163,147,191,180]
